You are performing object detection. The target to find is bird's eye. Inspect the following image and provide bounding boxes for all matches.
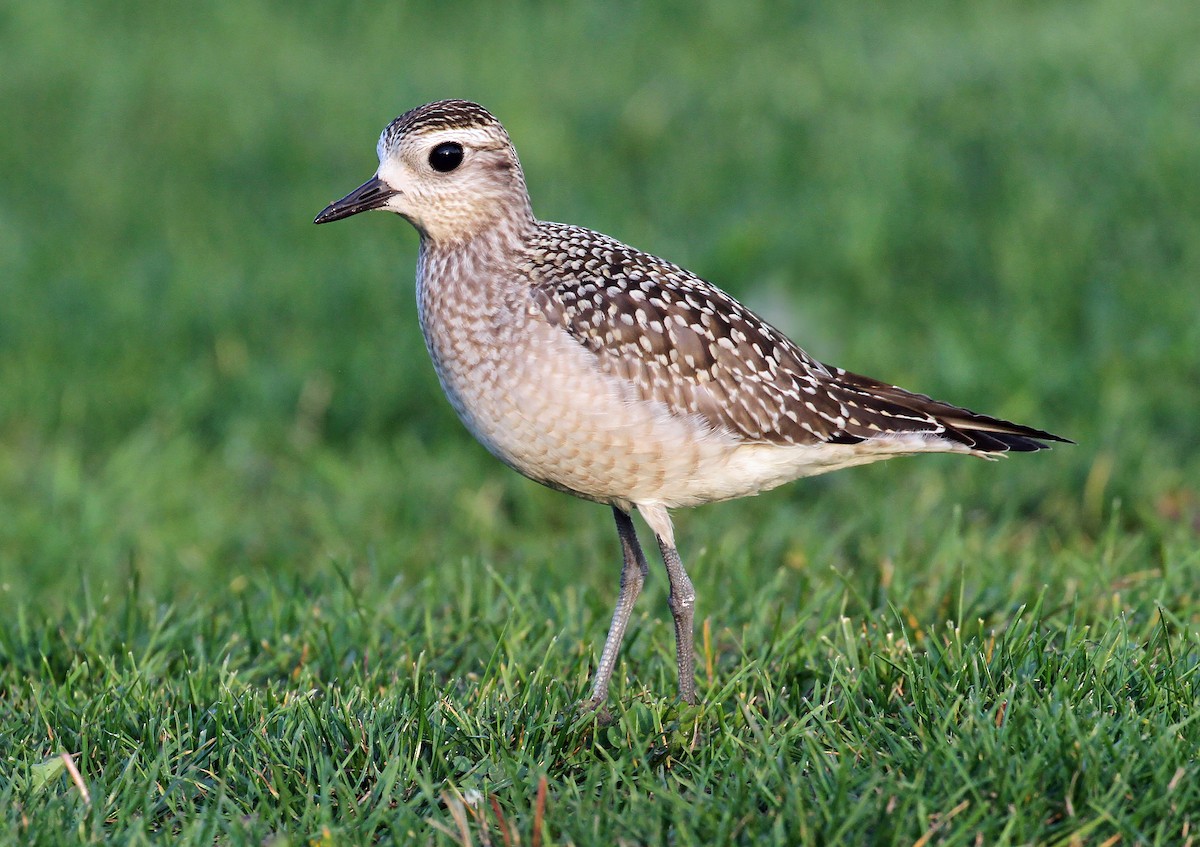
[429,141,464,172]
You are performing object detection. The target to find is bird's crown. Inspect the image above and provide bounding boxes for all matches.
[377,99,506,158]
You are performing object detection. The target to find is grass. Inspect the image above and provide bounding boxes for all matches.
[2,0,1199,843]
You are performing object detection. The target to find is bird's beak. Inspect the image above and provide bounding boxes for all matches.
[314,175,398,224]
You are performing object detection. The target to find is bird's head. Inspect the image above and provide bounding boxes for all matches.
[315,99,533,245]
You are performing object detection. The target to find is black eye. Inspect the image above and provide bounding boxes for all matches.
[429,141,464,172]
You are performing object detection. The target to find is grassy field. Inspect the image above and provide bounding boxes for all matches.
[3,1,1199,843]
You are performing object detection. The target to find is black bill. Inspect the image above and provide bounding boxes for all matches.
[314,175,397,224]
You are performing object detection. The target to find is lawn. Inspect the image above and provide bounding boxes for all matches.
[2,1,1199,844]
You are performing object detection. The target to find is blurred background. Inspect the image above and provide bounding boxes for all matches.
[1,1,1197,609]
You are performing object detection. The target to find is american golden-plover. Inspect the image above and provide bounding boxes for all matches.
[315,99,1067,709]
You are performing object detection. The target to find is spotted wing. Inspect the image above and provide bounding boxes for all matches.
[527,223,1066,452]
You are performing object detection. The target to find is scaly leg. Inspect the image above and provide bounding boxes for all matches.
[656,536,697,705]
[584,506,649,710]
[636,503,697,705]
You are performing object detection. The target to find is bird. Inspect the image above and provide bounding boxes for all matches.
[314,99,1068,711]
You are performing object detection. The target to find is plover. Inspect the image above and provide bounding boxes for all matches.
[315,99,1067,709]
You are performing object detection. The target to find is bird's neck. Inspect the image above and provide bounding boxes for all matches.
[414,188,537,251]
[416,215,539,340]
[419,211,538,278]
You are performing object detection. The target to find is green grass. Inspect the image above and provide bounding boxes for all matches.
[2,0,1199,843]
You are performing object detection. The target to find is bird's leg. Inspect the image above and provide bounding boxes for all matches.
[656,536,697,705]
[584,506,650,710]
[636,503,697,705]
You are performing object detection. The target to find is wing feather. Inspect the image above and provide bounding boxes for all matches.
[526,223,1068,452]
